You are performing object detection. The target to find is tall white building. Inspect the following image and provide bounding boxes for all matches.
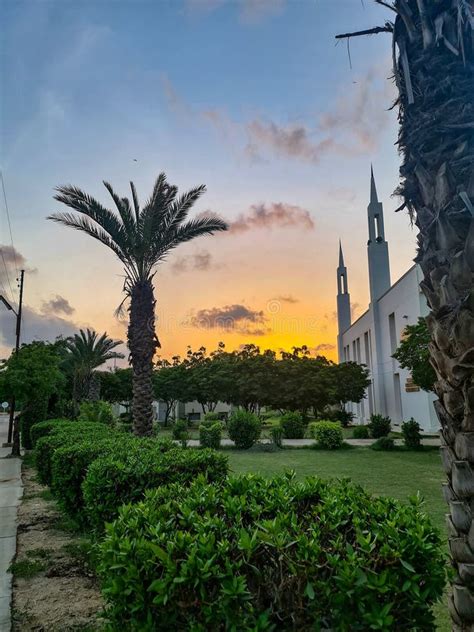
[337,168,438,433]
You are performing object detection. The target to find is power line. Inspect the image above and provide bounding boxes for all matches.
[0,170,19,294]
[0,246,15,305]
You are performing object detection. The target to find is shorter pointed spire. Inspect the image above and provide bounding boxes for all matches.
[338,239,345,268]
[370,164,379,203]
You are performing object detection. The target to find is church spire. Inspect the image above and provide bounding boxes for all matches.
[338,239,344,268]
[336,240,351,361]
[367,165,391,302]
[370,164,379,203]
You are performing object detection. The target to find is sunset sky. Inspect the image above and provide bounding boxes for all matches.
[0,0,420,364]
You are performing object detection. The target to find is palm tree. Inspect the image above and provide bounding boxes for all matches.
[49,174,228,435]
[337,2,473,628]
[65,328,124,406]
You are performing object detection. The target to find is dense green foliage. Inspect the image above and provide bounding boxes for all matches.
[368,414,392,439]
[270,425,283,448]
[35,422,109,485]
[228,410,261,449]
[199,419,222,449]
[98,473,446,630]
[371,437,396,451]
[171,419,189,444]
[309,420,344,449]
[152,343,370,417]
[83,447,228,529]
[78,400,115,425]
[97,368,133,405]
[393,318,436,392]
[402,418,422,450]
[30,419,70,448]
[279,411,306,439]
[352,425,370,439]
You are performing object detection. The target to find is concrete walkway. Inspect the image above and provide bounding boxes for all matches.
[0,414,22,632]
[186,436,440,448]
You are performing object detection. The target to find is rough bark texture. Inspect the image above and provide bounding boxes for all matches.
[87,372,101,401]
[128,279,158,436]
[392,2,474,628]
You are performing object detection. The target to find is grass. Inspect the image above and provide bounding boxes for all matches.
[227,446,449,631]
[8,559,45,578]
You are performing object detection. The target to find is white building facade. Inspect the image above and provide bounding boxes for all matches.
[337,169,438,433]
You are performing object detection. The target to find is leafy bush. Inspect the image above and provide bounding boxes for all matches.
[371,437,396,451]
[35,422,109,485]
[368,414,391,438]
[98,473,446,630]
[227,410,261,449]
[203,411,220,422]
[352,425,369,439]
[323,408,354,428]
[279,411,306,439]
[83,447,228,530]
[78,400,115,425]
[171,419,189,445]
[270,425,283,448]
[30,419,70,448]
[21,396,49,449]
[310,420,344,449]
[199,420,222,449]
[402,418,422,450]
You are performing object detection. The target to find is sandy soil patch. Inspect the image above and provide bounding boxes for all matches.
[11,464,104,631]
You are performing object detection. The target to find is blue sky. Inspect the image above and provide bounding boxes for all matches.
[0,0,418,360]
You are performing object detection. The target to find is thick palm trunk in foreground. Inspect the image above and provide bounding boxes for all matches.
[129,279,159,435]
[393,5,474,628]
[338,2,473,628]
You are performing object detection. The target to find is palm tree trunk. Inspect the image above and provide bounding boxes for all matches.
[392,3,474,628]
[129,279,158,436]
[87,372,101,401]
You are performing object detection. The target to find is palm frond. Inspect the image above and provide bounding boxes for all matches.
[103,181,137,238]
[54,185,129,250]
[47,212,130,265]
[166,185,207,232]
[130,181,140,225]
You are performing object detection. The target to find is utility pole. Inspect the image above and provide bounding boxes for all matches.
[1,269,25,449]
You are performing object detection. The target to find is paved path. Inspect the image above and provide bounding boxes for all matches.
[186,436,440,448]
[0,414,22,632]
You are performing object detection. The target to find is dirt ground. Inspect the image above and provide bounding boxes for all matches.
[11,463,104,631]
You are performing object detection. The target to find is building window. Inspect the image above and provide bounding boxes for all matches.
[393,373,403,422]
[364,331,371,369]
[388,312,397,354]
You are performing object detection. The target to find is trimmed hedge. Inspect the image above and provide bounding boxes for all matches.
[309,420,344,449]
[402,418,422,450]
[279,411,306,439]
[30,419,71,448]
[199,420,222,449]
[98,473,446,630]
[35,422,109,485]
[83,447,228,530]
[228,410,261,449]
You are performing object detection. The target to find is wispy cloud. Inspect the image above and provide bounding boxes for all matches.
[313,342,335,353]
[0,304,78,350]
[226,202,314,234]
[42,294,75,316]
[272,295,299,304]
[183,0,286,24]
[171,250,216,273]
[186,303,270,335]
[162,62,392,165]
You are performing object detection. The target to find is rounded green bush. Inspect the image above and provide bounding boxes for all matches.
[352,425,369,439]
[98,473,446,630]
[371,437,396,451]
[401,418,422,450]
[78,400,115,425]
[368,414,391,439]
[30,419,71,448]
[279,411,306,439]
[34,422,109,485]
[310,420,344,449]
[227,410,261,449]
[171,419,188,442]
[199,420,222,449]
[83,447,228,530]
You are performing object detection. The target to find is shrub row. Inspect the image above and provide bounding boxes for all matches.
[83,447,228,530]
[199,419,223,449]
[98,473,446,630]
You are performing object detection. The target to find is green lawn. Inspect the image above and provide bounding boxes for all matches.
[227,447,449,631]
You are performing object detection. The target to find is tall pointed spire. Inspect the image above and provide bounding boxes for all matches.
[338,239,345,268]
[370,164,378,203]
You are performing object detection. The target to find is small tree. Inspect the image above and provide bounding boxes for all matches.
[393,318,436,391]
